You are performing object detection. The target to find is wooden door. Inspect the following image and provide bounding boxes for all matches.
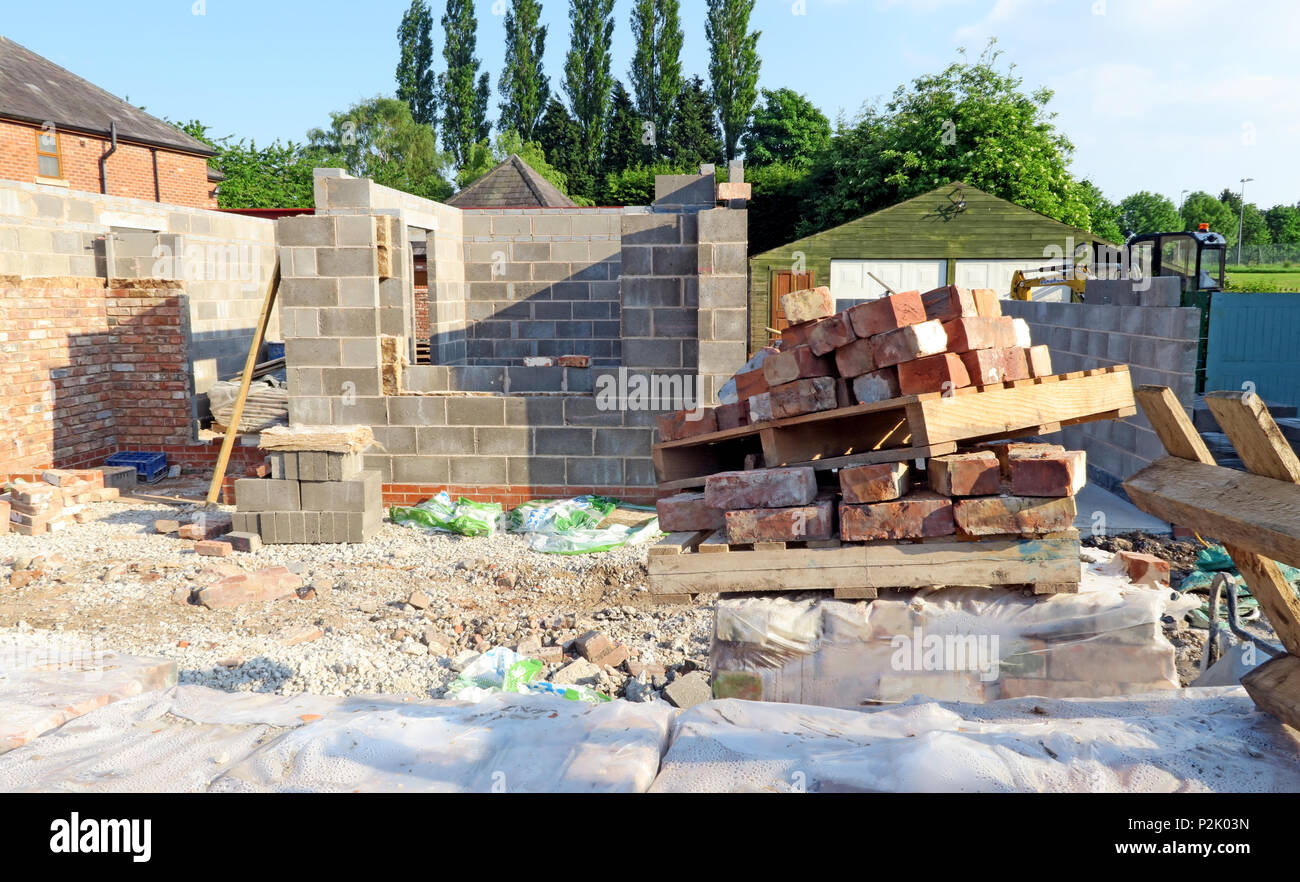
[770,270,816,337]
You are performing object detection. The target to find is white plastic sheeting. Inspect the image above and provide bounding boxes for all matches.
[650,691,1300,793]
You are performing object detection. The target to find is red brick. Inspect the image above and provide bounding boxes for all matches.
[897,352,971,395]
[705,467,818,511]
[769,377,838,419]
[734,367,769,401]
[9,569,41,588]
[196,540,234,557]
[780,322,815,349]
[657,408,719,442]
[781,286,834,324]
[558,355,591,368]
[940,316,1019,353]
[656,492,726,532]
[1117,551,1171,586]
[834,338,877,378]
[807,312,856,356]
[724,498,835,543]
[1024,345,1054,378]
[747,392,774,422]
[155,519,181,534]
[972,288,1003,318]
[715,400,749,431]
[960,347,1030,385]
[928,451,1001,497]
[195,567,302,609]
[845,290,926,338]
[763,345,834,386]
[921,285,978,322]
[870,320,949,368]
[1009,449,1086,497]
[851,368,901,404]
[974,441,1065,478]
[839,461,910,504]
[952,496,1077,536]
[840,492,955,541]
[224,532,263,553]
[177,514,232,541]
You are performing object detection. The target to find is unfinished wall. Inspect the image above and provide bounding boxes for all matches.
[0,277,191,473]
[1002,297,1201,493]
[0,179,278,423]
[278,170,750,505]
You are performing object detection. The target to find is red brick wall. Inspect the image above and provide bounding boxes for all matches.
[0,277,192,473]
[383,483,661,509]
[0,118,217,209]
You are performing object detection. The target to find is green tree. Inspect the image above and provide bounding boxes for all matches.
[663,75,724,171]
[705,0,761,161]
[1264,204,1300,243]
[455,130,572,195]
[746,161,808,254]
[1181,190,1235,238]
[796,44,1090,238]
[396,0,437,127]
[535,96,592,199]
[564,0,617,181]
[601,81,646,178]
[172,120,317,209]
[629,0,683,154]
[1119,191,1181,236]
[741,87,831,168]
[1077,180,1122,244]
[439,0,491,167]
[307,97,454,202]
[498,0,549,140]
[600,160,685,206]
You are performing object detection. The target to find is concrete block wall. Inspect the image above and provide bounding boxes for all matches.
[0,179,278,422]
[458,208,627,366]
[1002,298,1201,494]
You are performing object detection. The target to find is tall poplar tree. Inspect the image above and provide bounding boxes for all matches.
[563,0,616,180]
[705,0,761,161]
[439,0,491,166]
[396,0,437,127]
[628,0,683,153]
[498,0,550,139]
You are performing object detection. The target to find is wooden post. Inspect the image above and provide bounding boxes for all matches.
[205,259,281,506]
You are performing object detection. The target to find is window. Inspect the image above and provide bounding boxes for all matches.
[35,129,62,179]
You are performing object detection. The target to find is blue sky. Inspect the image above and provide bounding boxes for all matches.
[5,0,1298,207]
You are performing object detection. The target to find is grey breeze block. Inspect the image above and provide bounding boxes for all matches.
[270,450,363,482]
[299,470,383,514]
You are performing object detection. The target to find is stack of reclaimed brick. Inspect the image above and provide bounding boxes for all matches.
[656,284,1089,550]
[231,448,382,546]
[0,470,120,536]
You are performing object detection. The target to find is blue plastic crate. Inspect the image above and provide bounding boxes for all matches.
[105,451,168,484]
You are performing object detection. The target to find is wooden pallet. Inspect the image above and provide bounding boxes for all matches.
[653,366,1136,490]
[647,528,1082,603]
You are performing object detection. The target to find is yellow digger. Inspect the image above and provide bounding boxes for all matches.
[1009,263,1092,303]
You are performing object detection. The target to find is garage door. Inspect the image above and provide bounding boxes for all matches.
[954,260,1071,302]
[830,260,946,309]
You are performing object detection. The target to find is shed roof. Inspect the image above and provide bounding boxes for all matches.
[751,182,1116,263]
[0,35,215,156]
[446,154,575,208]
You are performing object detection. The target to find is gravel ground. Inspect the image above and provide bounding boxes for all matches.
[0,495,715,702]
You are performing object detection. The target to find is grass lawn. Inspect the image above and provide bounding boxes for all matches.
[1225,269,1300,292]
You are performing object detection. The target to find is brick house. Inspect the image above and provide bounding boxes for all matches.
[0,35,218,208]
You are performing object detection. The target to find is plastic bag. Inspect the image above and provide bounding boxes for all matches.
[527,517,662,555]
[528,681,613,704]
[507,496,618,534]
[445,648,544,701]
[390,492,503,537]
[1179,543,1299,626]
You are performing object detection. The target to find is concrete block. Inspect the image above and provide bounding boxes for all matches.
[235,478,301,512]
[299,470,382,514]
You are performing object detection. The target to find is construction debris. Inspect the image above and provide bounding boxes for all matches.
[256,424,376,454]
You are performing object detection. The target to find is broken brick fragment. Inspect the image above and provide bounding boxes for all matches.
[780,286,834,325]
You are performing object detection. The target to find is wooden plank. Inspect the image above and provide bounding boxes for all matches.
[1241,654,1300,732]
[1133,386,1300,660]
[649,531,710,557]
[911,368,1135,446]
[1204,391,1300,483]
[1134,385,1215,463]
[205,259,279,505]
[697,532,731,554]
[753,541,787,552]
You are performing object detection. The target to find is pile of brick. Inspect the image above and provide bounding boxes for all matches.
[656,284,1095,548]
[0,470,120,536]
[657,440,1084,545]
[230,450,382,546]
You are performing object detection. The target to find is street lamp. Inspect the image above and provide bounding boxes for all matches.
[1237,177,1254,265]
